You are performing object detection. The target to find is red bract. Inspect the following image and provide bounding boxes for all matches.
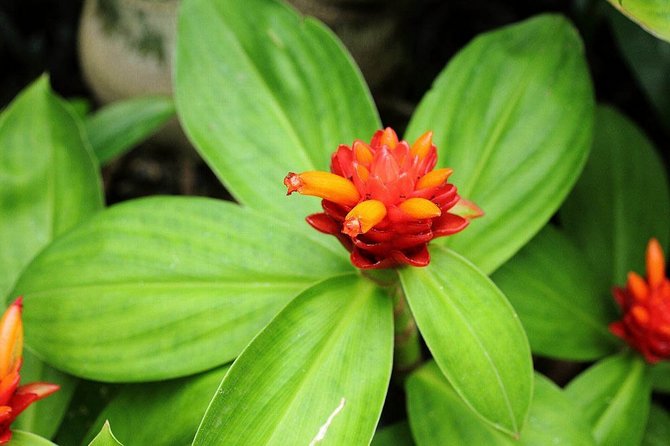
[284,128,482,269]
[0,297,59,444]
[610,239,670,363]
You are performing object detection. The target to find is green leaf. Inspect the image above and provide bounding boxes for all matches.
[175,0,380,222]
[399,246,532,437]
[14,350,77,439]
[642,404,670,446]
[88,422,123,446]
[406,363,595,446]
[193,275,393,446]
[565,352,652,446]
[561,106,670,290]
[9,431,58,446]
[85,95,175,164]
[405,14,594,274]
[14,196,352,381]
[85,366,229,446]
[607,0,670,42]
[492,225,619,360]
[0,75,103,302]
[650,361,670,393]
[371,422,415,446]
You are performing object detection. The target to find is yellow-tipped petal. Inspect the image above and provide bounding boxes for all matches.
[380,128,398,149]
[646,238,665,288]
[416,168,453,190]
[632,305,650,326]
[356,164,370,182]
[343,200,387,236]
[410,131,433,159]
[353,141,373,164]
[628,272,648,301]
[284,171,360,207]
[0,298,23,378]
[398,198,441,219]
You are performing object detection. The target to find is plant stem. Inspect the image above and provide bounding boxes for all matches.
[391,283,422,377]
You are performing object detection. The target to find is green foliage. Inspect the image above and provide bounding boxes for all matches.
[606,0,670,42]
[9,431,58,446]
[87,422,123,446]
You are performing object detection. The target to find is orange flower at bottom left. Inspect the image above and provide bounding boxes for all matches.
[0,297,59,444]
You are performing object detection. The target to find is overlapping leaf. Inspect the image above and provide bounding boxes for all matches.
[175,0,380,222]
[193,275,393,445]
[14,197,352,381]
[405,14,594,274]
[9,431,58,446]
[607,0,670,42]
[399,246,532,437]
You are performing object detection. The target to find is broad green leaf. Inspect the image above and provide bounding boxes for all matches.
[642,404,670,446]
[88,422,123,446]
[9,431,58,446]
[565,352,652,446]
[607,0,670,42]
[492,225,619,360]
[175,0,380,222]
[0,75,103,302]
[405,14,594,274]
[85,95,175,164]
[561,106,670,290]
[193,275,393,446]
[399,246,532,437]
[406,363,595,446]
[15,350,77,439]
[371,422,415,446]
[84,366,229,446]
[650,361,670,393]
[14,196,352,381]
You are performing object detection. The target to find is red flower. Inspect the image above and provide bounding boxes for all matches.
[0,297,59,444]
[610,239,670,363]
[284,128,482,269]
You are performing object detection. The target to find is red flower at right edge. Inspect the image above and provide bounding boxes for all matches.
[0,297,59,444]
[610,239,670,363]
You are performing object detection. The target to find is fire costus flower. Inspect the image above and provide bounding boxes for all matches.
[0,297,59,444]
[284,128,482,269]
[610,239,670,363]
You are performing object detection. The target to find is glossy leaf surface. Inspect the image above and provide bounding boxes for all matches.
[14,197,352,381]
[10,431,58,446]
[492,225,619,360]
[607,0,670,42]
[405,14,594,274]
[175,0,380,222]
[193,275,393,446]
[0,76,103,302]
[561,106,670,289]
[565,353,651,446]
[406,363,595,445]
[85,95,175,164]
[399,246,532,436]
[88,422,123,446]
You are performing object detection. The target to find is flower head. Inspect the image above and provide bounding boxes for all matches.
[610,239,670,363]
[0,297,59,444]
[285,128,482,269]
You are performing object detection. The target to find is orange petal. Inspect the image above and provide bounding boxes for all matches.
[284,171,360,207]
[416,168,453,190]
[410,131,433,159]
[353,141,373,164]
[646,238,666,288]
[631,306,650,326]
[398,198,441,219]
[343,200,387,236]
[0,298,23,379]
[379,128,398,149]
[627,272,648,301]
[356,164,370,182]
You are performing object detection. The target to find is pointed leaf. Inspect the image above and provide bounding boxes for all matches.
[607,0,670,42]
[399,246,532,437]
[85,95,175,164]
[85,366,229,446]
[9,431,58,446]
[561,106,670,289]
[175,0,380,222]
[565,352,652,446]
[405,14,594,274]
[88,422,123,446]
[14,197,352,381]
[193,275,393,446]
[492,225,619,360]
[406,363,595,446]
[643,404,670,446]
[0,76,103,302]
